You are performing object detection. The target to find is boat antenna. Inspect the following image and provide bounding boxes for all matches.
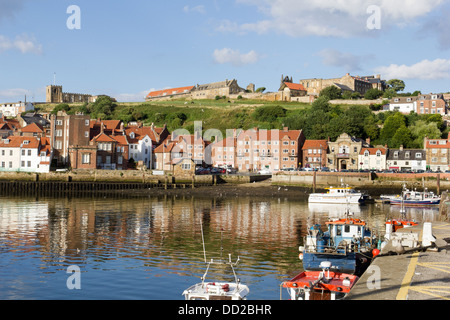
[200,217,207,264]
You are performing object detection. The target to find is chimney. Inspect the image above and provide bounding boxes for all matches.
[400,145,404,151]
[283,127,289,133]
[366,137,371,145]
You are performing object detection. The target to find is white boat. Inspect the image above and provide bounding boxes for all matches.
[182,255,250,300]
[381,186,441,206]
[182,225,249,300]
[309,185,364,205]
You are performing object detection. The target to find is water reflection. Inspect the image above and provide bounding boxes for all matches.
[0,195,444,300]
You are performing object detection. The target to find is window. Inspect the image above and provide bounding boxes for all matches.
[181,163,191,170]
[56,120,63,126]
[85,120,90,126]
[85,131,89,138]
[82,154,91,164]
[56,129,63,137]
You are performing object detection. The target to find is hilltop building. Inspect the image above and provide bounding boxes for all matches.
[299,73,386,97]
[145,79,245,101]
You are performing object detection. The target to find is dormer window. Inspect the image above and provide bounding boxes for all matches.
[130,132,135,139]
[376,151,381,157]
[364,151,369,157]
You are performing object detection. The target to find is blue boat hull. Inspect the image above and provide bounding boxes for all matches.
[390,199,440,206]
[302,252,372,276]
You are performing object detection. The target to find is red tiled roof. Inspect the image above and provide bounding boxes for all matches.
[360,147,387,155]
[284,82,307,91]
[92,133,117,143]
[303,140,328,150]
[0,136,40,148]
[21,122,44,133]
[146,86,195,99]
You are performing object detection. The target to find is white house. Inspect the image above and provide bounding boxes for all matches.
[0,101,34,117]
[388,97,418,114]
[386,147,426,172]
[358,147,388,171]
[127,131,153,169]
[0,136,51,173]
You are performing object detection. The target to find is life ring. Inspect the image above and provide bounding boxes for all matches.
[299,253,303,260]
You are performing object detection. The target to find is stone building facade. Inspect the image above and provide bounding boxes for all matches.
[299,74,385,96]
[190,79,244,99]
[46,85,96,104]
[326,133,371,171]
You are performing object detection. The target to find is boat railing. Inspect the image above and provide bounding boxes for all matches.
[305,243,348,255]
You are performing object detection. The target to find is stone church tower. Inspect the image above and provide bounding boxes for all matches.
[46,85,63,103]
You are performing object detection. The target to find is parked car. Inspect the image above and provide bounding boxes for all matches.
[258,169,272,175]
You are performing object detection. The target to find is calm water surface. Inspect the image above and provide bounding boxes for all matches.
[0,194,441,300]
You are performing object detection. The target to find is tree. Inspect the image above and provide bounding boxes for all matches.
[386,79,406,93]
[252,105,287,123]
[410,120,442,148]
[255,87,266,93]
[311,96,331,113]
[319,86,342,100]
[364,88,384,100]
[380,112,407,145]
[391,126,413,148]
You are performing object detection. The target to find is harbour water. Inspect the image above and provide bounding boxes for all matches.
[0,193,442,300]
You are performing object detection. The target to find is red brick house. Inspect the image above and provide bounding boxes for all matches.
[302,140,328,169]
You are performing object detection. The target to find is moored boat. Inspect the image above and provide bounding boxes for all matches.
[381,185,440,206]
[308,185,365,205]
[299,214,377,276]
[282,261,359,300]
[183,226,249,300]
[182,256,250,300]
[389,188,440,206]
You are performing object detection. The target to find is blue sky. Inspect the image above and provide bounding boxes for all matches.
[1,0,449,103]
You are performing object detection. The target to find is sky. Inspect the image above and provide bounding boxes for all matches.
[0,0,450,103]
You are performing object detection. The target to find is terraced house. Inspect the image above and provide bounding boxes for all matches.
[424,137,449,172]
[302,140,328,169]
[386,146,427,172]
[234,127,305,172]
[358,146,387,171]
[0,136,51,173]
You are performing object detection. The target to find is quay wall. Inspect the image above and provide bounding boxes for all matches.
[272,172,450,193]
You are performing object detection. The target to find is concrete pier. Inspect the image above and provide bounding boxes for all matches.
[346,221,450,300]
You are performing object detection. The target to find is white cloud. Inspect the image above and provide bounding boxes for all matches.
[375,59,450,80]
[0,34,42,54]
[183,5,206,14]
[213,48,260,67]
[223,0,445,37]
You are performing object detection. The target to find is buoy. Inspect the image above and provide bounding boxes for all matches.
[372,249,380,257]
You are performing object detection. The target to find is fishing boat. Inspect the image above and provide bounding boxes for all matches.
[308,184,365,205]
[299,213,377,276]
[389,188,440,206]
[182,254,250,300]
[182,226,249,300]
[282,261,359,300]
